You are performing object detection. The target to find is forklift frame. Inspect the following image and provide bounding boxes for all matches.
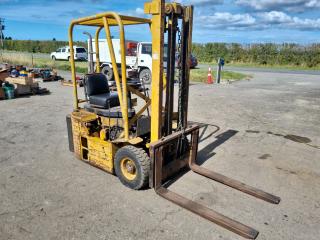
[68,13,151,141]
[67,1,280,238]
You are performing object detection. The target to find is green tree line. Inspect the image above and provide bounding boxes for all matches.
[192,43,320,68]
[2,40,320,68]
[2,39,86,53]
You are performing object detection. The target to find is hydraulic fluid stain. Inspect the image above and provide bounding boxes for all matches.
[267,132,312,144]
[247,130,318,148]
[284,135,312,144]
[267,131,284,137]
[259,154,271,160]
[246,130,260,133]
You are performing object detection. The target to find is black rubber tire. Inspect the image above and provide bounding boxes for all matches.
[114,146,150,190]
[102,65,114,81]
[52,56,56,60]
[139,68,152,84]
[67,56,70,61]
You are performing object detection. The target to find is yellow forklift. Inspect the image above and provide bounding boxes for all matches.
[66,1,280,238]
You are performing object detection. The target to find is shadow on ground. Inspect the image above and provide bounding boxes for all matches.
[163,122,238,188]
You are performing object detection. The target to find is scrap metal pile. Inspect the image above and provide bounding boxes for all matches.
[0,64,50,100]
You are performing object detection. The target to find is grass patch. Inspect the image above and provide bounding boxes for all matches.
[0,50,87,73]
[1,51,250,81]
[201,61,320,71]
[190,68,250,83]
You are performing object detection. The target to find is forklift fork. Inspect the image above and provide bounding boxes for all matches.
[149,125,280,239]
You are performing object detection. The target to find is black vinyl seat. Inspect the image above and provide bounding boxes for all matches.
[84,73,135,118]
[89,92,119,109]
[84,73,120,109]
[84,104,135,118]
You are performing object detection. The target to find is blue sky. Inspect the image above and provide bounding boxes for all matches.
[1,0,320,43]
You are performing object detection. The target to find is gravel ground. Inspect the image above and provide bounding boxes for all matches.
[0,70,319,240]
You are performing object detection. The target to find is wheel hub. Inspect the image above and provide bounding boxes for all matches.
[120,158,137,181]
[125,162,134,174]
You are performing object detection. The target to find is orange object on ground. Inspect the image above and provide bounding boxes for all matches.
[207,67,214,84]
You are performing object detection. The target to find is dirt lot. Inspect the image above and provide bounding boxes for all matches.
[0,70,319,240]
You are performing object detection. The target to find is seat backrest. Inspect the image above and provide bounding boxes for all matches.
[84,73,110,96]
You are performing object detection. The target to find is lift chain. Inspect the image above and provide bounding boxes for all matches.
[176,25,182,81]
[177,25,183,131]
[176,23,188,156]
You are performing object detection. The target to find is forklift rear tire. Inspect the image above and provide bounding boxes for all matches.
[114,146,150,190]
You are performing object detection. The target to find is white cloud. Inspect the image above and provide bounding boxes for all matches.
[236,0,320,12]
[134,7,145,17]
[259,11,292,24]
[198,12,256,30]
[260,11,320,30]
[195,10,320,31]
[120,7,146,18]
[178,0,223,6]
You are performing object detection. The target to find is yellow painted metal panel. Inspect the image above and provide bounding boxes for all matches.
[100,117,124,127]
[73,13,151,27]
[102,14,129,141]
[71,111,118,173]
[148,0,165,142]
[144,2,159,14]
[68,23,78,110]
[73,110,98,122]
[128,137,144,145]
[87,136,118,173]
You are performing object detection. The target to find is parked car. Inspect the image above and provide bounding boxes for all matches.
[189,54,198,68]
[175,53,198,69]
[50,46,87,61]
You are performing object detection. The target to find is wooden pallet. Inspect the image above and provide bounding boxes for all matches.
[60,80,83,87]
[5,76,33,85]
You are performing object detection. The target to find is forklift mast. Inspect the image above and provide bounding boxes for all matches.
[147,1,280,239]
[148,1,193,141]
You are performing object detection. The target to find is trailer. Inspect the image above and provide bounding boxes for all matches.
[90,39,153,84]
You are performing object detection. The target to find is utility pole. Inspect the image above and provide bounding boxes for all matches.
[0,18,4,49]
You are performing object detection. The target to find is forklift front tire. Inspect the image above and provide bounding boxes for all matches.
[114,146,150,190]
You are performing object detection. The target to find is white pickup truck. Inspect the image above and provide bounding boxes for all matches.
[50,46,88,61]
[91,39,158,84]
